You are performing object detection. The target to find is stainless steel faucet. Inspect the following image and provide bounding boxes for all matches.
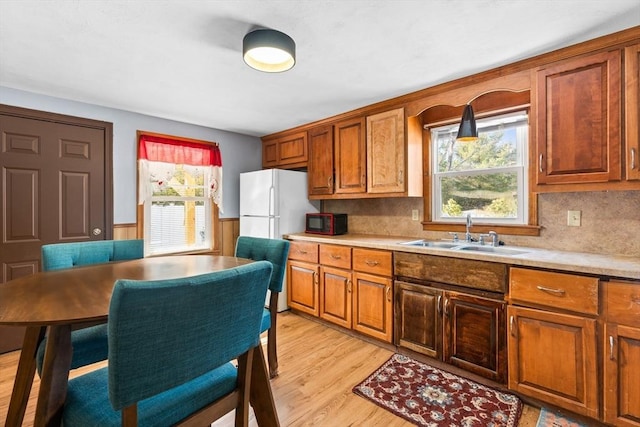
[465,214,472,242]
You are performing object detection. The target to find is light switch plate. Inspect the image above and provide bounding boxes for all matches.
[412,209,419,221]
[567,210,581,226]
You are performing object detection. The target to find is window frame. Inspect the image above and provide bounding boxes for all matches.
[422,106,541,237]
[136,131,221,255]
[431,110,529,226]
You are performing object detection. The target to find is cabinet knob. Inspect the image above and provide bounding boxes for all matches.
[365,260,379,266]
[539,154,544,173]
[609,335,615,360]
[510,315,516,337]
[437,295,442,315]
[632,148,637,170]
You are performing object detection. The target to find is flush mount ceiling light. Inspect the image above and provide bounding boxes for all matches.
[456,104,479,142]
[243,28,296,73]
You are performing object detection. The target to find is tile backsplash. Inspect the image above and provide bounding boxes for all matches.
[324,190,640,257]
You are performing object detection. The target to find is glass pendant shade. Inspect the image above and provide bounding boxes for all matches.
[243,29,296,73]
[456,104,478,142]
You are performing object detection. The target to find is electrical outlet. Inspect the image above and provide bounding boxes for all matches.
[567,210,581,227]
[411,209,419,221]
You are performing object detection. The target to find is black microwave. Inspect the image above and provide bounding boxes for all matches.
[305,213,348,235]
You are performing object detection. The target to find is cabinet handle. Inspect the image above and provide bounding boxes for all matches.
[510,316,516,337]
[444,298,450,317]
[327,176,333,188]
[347,280,352,293]
[330,254,342,259]
[386,286,391,302]
[536,285,566,296]
[298,250,308,255]
[609,335,615,360]
[365,260,379,266]
[632,296,640,305]
[437,295,442,315]
[314,272,318,285]
[632,148,637,170]
[398,170,404,184]
[539,154,544,173]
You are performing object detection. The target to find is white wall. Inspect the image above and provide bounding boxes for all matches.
[0,86,262,222]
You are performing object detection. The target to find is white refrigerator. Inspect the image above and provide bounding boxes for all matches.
[239,169,320,312]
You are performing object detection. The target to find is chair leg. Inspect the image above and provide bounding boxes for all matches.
[235,349,253,427]
[267,326,278,378]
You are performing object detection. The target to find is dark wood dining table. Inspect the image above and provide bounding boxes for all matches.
[0,255,280,427]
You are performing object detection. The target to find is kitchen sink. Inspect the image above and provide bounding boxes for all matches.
[397,240,529,256]
[457,245,529,256]
[398,240,461,249]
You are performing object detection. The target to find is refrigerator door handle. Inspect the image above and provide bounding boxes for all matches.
[269,185,275,216]
[269,216,275,239]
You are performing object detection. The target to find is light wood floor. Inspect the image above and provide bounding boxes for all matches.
[1,312,540,426]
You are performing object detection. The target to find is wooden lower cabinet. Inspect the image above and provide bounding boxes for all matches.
[319,265,352,328]
[287,259,319,316]
[507,306,598,419]
[395,280,506,383]
[604,323,640,427]
[603,280,640,427]
[353,271,392,342]
[445,291,506,383]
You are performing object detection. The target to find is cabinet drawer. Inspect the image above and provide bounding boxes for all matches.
[319,244,352,269]
[605,280,640,327]
[288,241,318,263]
[353,248,392,277]
[509,268,599,315]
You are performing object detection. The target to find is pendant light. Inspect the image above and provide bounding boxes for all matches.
[456,104,479,142]
[243,28,296,73]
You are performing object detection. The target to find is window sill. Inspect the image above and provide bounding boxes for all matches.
[422,221,541,237]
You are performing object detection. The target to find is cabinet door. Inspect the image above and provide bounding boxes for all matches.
[334,117,366,194]
[308,125,335,196]
[319,265,352,328]
[278,132,308,167]
[625,43,640,181]
[536,50,621,184]
[366,108,405,194]
[604,323,640,427]
[353,272,392,342]
[394,281,442,358]
[262,138,279,168]
[287,260,319,316]
[444,292,506,383]
[508,306,598,418]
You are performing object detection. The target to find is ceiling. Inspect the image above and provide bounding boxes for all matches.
[1,1,638,137]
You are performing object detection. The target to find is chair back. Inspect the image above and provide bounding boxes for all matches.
[41,239,144,271]
[107,260,273,410]
[234,236,289,293]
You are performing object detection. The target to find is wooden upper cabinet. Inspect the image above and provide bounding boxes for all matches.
[367,108,405,193]
[261,131,308,169]
[625,43,640,181]
[334,117,366,194]
[535,49,622,185]
[308,124,335,196]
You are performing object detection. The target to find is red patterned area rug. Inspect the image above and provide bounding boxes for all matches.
[353,354,523,426]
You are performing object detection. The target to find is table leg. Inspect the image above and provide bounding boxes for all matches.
[5,326,46,427]
[34,324,72,427]
[249,345,280,427]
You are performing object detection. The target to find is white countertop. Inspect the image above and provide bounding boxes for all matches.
[284,233,640,281]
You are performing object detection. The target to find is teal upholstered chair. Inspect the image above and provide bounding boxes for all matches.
[36,239,144,375]
[62,261,273,427]
[234,236,290,378]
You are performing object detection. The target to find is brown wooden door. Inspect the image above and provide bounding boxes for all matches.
[334,117,366,194]
[0,105,112,353]
[507,305,598,418]
[444,291,506,383]
[604,323,640,427]
[287,260,319,316]
[319,265,352,328]
[308,125,335,196]
[625,43,640,181]
[366,108,406,194]
[394,280,443,359]
[535,50,622,185]
[352,272,392,342]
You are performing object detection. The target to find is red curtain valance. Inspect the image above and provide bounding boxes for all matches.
[139,134,222,166]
